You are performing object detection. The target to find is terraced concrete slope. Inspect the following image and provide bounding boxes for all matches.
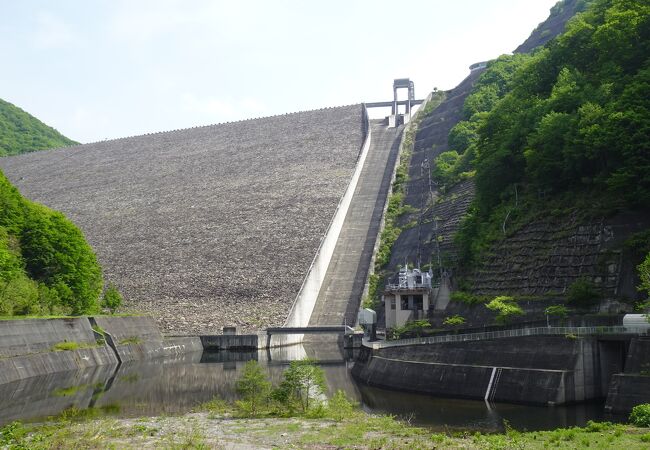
[308,121,403,326]
[0,106,365,334]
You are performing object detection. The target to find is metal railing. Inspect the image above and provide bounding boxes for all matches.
[364,326,649,349]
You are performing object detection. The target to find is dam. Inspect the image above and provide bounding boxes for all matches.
[0,93,418,336]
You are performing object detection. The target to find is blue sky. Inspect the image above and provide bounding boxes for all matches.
[1,0,558,143]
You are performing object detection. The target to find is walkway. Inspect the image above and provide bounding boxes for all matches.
[365,326,649,349]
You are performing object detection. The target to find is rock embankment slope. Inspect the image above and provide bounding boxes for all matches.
[0,106,365,334]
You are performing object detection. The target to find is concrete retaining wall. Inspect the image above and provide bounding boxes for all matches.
[0,318,97,357]
[605,374,650,413]
[113,336,203,362]
[94,316,163,343]
[94,316,202,362]
[0,346,118,385]
[352,336,623,406]
[352,349,567,405]
[200,334,259,351]
[0,316,202,385]
[605,337,650,413]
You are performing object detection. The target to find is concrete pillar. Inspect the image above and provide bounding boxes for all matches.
[392,87,398,115]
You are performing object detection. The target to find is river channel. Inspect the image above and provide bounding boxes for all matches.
[0,342,625,432]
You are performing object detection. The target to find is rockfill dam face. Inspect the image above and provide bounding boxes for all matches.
[0,105,375,334]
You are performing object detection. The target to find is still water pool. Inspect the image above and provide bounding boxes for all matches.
[0,342,624,431]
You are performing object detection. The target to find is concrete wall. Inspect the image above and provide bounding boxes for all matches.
[605,337,650,413]
[200,334,259,351]
[0,318,97,357]
[0,346,118,385]
[0,316,202,385]
[352,348,567,405]
[282,107,373,342]
[94,316,202,362]
[352,336,626,406]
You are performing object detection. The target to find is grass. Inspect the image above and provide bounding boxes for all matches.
[2,414,648,450]
[50,341,100,351]
[0,312,145,321]
[118,336,143,345]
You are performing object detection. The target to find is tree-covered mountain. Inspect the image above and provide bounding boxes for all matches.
[0,170,102,316]
[0,98,77,156]
[515,0,593,53]
[436,0,650,267]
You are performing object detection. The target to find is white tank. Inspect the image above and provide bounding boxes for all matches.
[623,314,650,330]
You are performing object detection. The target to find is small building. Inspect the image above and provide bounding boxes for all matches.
[383,266,433,329]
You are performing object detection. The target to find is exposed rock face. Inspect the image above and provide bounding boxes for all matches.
[514,0,592,54]
[0,106,365,334]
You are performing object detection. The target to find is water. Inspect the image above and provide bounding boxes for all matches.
[0,343,625,431]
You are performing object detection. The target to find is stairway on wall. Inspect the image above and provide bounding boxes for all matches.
[307,121,403,327]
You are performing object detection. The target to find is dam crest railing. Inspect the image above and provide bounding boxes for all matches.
[364,326,649,349]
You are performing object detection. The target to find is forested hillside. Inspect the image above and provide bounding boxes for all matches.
[434,0,650,268]
[0,170,102,316]
[0,98,76,156]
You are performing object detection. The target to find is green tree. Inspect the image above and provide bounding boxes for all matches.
[443,315,466,327]
[455,0,650,267]
[20,203,103,314]
[567,278,600,307]
[273,359,326,414]
[638,253,650,301]
[0,170,103,316]
[485,296,524,325]
[236,360,271,417]
[101,283,123,314]
[545,305,571,326]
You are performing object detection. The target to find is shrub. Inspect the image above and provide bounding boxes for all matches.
[638,252,650,302]
[485,296,524,325]
[450,291,488,306]
[0,171,103,316]
[326,390,357,421]
[567,278,601,307]
[101,283,123,314]
[545,305,571,325]
[272,359,326,414]
[236,360,271,417]
[630,403,650,427]
[443,315,466,326]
